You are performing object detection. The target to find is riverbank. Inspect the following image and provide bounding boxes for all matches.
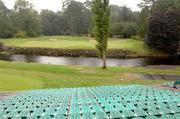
[0,36,168,58]
[1,45,169,58]
[0,61,180,91]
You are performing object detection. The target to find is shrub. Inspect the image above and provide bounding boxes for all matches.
[0,42,4,51]
[0,31,14,38]
[14,31,28,38]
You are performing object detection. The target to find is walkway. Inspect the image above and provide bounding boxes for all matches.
[0,92,17,100]
[137,74,180,81]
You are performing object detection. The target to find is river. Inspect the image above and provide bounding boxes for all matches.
[0,54,180,67]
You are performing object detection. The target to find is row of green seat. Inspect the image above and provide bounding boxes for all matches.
[0,85,180,119]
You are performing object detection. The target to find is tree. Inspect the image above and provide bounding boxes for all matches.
[63,0,91,35]
[138,0,156,10]
[138,7,150,37]
[13,0,41,37]
[40,10,68,35]
[139,0,180,12]
[92,0,110,69]
[174,0,180,10]
[110,5,139,23]
[138,0,180,38]
[153,0,175,12]
[109,5,139,38]
[41,10,58,35]
[0,0,14,38]
[146,9,180,56]
[120,6,134,22]
[110,23,123,37]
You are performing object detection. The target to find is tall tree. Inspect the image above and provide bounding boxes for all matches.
[92,0,110,69]
[13,0,41,37]
[0,0,14,38]
[120,6,133,22]
[40,10,68,35]
[138,7,150,37]
[110,5,139,38]
[63,0,90,35]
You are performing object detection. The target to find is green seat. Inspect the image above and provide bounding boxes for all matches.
[109,110,122,118]
[174,80,180,89]
[133,109,148,117]
[95,112,108,119]
[120,110,134,118]
[81,113,94,119]
[148,108,162,116]
[145,115,158,119]
[69,113,81,119]
[174,80,180,85]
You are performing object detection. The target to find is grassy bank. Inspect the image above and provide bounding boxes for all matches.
[0,36,166,56]
[0,61,180,91]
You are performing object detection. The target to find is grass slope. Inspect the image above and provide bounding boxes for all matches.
[0,61,180,91]
[0,36,165,56]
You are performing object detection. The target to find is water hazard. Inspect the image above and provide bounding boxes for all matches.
[0,54,180,67]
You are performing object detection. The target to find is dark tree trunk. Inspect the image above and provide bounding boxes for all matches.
[102,50,107,69]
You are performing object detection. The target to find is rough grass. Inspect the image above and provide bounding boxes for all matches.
[0,36,165,56]
[0,61,179,91]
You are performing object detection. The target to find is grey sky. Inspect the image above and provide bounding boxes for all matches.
[2,0,141,12]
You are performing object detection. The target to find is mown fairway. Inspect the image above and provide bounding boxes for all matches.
[0,61,180,91]
[0,36,165,56]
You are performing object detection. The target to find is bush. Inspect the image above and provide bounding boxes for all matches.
[0,42,4,51]
[0,30,14,38]
[14,31,28,38]
[146,9,180,56]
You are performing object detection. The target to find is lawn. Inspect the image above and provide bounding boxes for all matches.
[0,61,180,91]
[0,35,165,56]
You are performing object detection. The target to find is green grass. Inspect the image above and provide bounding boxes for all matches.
[0,35,166,56]
[0,61,179,91]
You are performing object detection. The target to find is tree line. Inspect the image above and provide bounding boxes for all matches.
[0,0,141,38]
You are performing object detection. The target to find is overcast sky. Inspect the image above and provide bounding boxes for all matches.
[2,0,141,12]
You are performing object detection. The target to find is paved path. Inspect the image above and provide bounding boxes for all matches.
[0,92,18,100]
[136,74,180,81]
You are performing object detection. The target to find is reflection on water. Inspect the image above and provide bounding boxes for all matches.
[0,54,180,67]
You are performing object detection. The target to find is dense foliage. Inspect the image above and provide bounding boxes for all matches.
[40,10,68,35]
[0,0,14,38]
[145,0,180,55]
[146,9,180,55]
